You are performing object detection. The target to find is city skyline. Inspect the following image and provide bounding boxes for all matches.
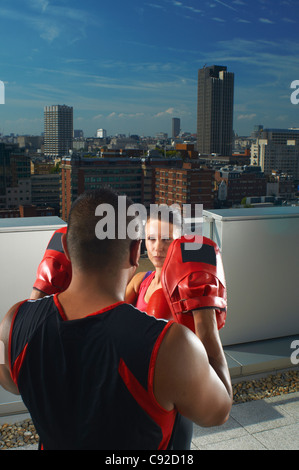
[0,0,298,138]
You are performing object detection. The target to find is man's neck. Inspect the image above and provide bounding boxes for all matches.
[58,270,127,321]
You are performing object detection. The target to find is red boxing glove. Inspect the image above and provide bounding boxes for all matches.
[146,288,173,321]
[33,226,72,295]
[161,236,227,332]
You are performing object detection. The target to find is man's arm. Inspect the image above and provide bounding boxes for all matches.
[154,309,232,428]
[0,303,21,395]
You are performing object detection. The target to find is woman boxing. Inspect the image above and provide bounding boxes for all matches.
[125,207,194,451]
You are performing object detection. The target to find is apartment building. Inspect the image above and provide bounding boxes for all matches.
[0,143,31,209]
[215,165,267,206]
[31,174,60,214]
[44,105,73,158]
[155,162,215,213]
[251,128,299,179]
[60,154,146,220]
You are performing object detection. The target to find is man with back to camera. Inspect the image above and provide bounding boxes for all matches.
[0,188,232,450]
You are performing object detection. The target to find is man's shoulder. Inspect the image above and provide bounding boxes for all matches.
[115,302,172,338]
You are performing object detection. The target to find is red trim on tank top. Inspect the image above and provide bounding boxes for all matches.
[118,320,176,450]
[8,300,29,385]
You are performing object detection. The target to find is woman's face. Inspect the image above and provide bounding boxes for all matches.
[145,218,174,269]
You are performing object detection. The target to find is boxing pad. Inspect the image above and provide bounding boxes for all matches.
[33,227,72,295]
[161,236,227,332]
[146,288,173,321]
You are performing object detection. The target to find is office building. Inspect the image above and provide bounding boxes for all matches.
[31,174,60,215]
[96,129,107,139]
[215,165,267,206]
[60,151,183,220]
[172,118,180,139]
[154,145,215,211]
[0,143,31,209]
[6,179,31,208]
[74,130,84,139]
[155,163,215,212]
[0,143,12,207]
[251,128,299,179]
[60,154,144,220]
[197,65,234,156]
[44,105,73,158]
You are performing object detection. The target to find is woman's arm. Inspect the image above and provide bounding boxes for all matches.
[125,271,147,304]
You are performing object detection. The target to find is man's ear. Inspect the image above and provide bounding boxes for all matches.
[129,239,142,267]
[61,233,71,261]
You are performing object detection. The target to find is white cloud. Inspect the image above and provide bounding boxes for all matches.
[214,0,237,11]
[259,18,275,24]
[276,115,289,121]
[237,113,257,120]
[39,24,60,42]
[145,3,165,9]
[169,0,202,15]
[118,113,145,118]
[0,2,98,45]
[29,0,49,12]
[154,108,175,117]
[235,18,251,23]
[282,17,296,23]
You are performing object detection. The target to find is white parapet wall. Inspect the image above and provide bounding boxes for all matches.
[202,206,299,347]
[0,217,67,319]
[0,217,66,416]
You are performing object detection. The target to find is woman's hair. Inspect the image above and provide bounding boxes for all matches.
[146,204,182,239]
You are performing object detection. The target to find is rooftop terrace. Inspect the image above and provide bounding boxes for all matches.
[0,208,298,419]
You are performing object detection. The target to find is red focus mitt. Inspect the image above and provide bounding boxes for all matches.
[161,236,227,331]
[146,288,173,321]
[33,226,72,295]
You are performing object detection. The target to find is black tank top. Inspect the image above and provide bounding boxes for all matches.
[9,295,176,450]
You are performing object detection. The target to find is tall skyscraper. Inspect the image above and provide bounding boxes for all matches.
[172,118,180,139]
[197,65,234,156]
[44,105,73,158]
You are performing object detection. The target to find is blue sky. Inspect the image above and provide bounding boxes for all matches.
[0,0,298,138]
